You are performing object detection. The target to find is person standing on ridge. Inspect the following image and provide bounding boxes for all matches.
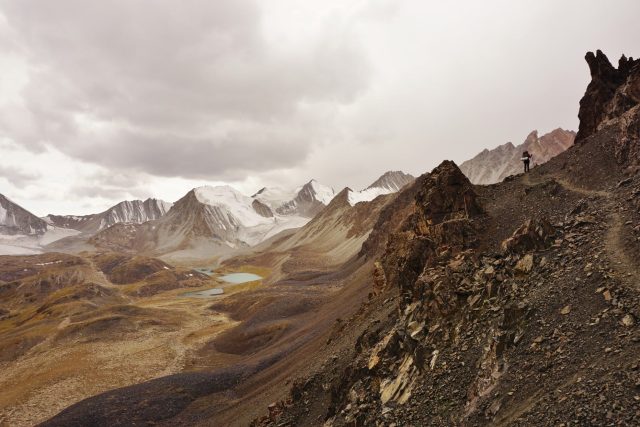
[522,151,532,173]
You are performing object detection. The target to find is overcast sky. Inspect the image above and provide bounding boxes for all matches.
[1,0,639,216]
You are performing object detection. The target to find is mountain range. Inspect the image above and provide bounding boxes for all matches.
[0,172,417,257]
[44,198,172,234]
[0,136,579,258]
[460,128,575,184]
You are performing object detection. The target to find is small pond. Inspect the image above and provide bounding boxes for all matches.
[182,271,263,298]
[220,272,263,284]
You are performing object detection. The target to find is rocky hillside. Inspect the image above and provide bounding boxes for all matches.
[460,128,575,185]
[45,198,172,234]
[251,52,640,426]
[38,51,640,426]
[0,193,49,236]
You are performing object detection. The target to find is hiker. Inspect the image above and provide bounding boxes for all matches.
[522,151,532,173]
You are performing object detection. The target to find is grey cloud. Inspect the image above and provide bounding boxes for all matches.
[0,0,370,179]
[70,184,148,202]
[68,170,152,202]
[0,164,40,187]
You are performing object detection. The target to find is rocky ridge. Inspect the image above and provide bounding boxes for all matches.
[576,50,640,167]
[45,198,172,234]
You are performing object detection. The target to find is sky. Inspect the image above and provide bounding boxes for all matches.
[1,0,639,216]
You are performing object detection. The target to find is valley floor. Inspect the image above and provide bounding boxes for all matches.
[0,285,237,426]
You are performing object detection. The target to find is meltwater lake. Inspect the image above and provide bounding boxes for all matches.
[219,272,263,283]
[182,271,263,298]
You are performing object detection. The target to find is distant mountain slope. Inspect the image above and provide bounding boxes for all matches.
[45,198,172,234]
[87,173,411,257]
[0,193,81,255]
[348,171,415,205]
[460,128,575,185]
[0,193,49,236]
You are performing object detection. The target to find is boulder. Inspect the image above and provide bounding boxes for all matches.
[515,254,534,274]
[501,217,556,254]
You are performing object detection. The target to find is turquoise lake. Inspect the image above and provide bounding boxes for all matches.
[182,272,263,298]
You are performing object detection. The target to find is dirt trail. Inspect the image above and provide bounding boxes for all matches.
[521,173,611,198]
[490,172,640,425]
[605,211,640,289]
[522,173,639,283]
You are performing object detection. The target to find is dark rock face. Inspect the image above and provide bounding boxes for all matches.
[251,199,274,218]
[575,50,640,165]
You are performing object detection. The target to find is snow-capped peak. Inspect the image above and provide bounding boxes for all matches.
[194,185,270,228]
[347,171,414,206]
[194,185,252,207]
[301,179,336,205]
[251,186,297,210]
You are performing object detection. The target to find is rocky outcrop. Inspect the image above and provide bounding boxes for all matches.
[460,129,575,185]
[501,217,556,254]
[379,161,483,299]
[575,50,640,165]
[251,200,274,218]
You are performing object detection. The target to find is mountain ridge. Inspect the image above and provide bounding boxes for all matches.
[45,198,172,234]
[460,128,575,185]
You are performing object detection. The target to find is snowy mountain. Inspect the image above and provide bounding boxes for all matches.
[348,171,415,206]
[459,128,575,185]
[45,198,172,234]
[251,187,297,210]
[274,180,336,217]
[0,193,49,236]
[89,185,312,255]
[0,193,80,255]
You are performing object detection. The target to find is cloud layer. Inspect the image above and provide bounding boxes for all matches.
[0,0,369,180]
[1,0,640,216]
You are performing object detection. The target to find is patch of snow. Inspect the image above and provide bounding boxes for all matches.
[35,260,63,266]
[0,204,9,225]
[0,233,41,255]
[0,243,41,255]
[0,226,80,255]
[308,180,335,204]
[348,187,394,206]
[195,185,272,228]
[252,186,297,210]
